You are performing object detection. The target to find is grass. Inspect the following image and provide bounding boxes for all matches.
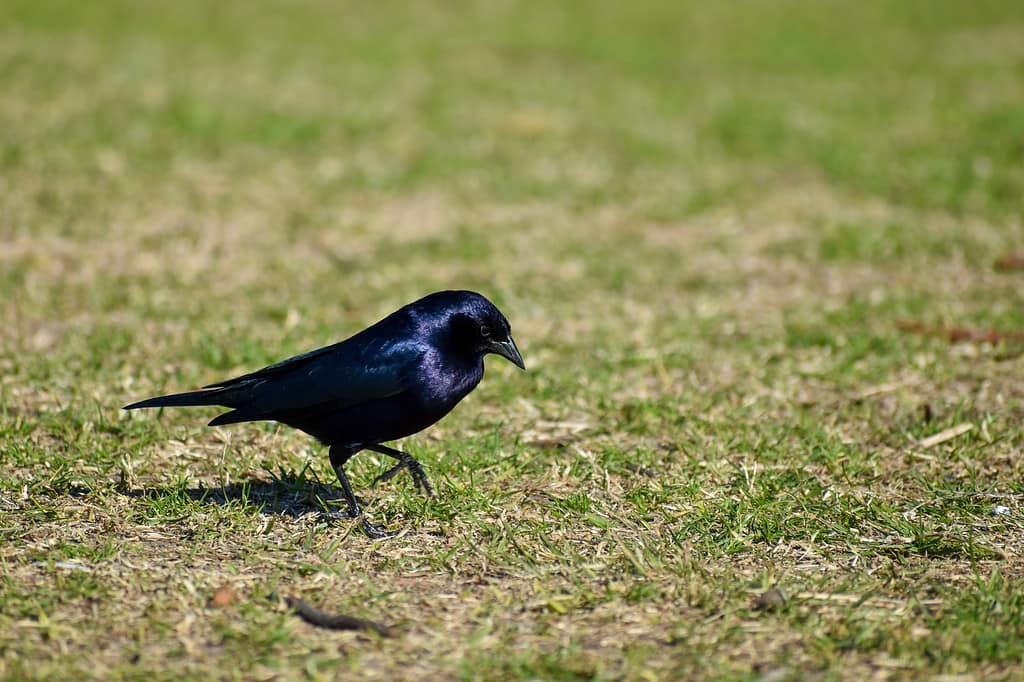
[2,0,1024,678]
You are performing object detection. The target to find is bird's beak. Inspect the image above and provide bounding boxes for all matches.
[488,336,525,370]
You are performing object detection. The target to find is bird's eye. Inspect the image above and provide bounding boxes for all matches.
[480,325,491,338]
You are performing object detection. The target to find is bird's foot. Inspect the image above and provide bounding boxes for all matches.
[361,518,399,539]
[372,455,436,499]
[320,508,398,539]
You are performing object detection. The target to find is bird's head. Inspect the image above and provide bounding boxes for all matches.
[426,291,525,370]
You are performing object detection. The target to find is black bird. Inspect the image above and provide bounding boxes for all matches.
[124,290,525,538]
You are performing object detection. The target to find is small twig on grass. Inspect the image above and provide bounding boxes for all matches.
[285,596,394,637]
[854,382,911,401]
[897,320,1024,344]
[916,423,973,449]
[792,591,943,610]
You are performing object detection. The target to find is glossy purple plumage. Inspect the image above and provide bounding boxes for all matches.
[124,290,524,537]
[126,290,519,449]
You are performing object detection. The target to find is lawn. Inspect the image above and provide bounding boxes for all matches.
[3,0,1024,679]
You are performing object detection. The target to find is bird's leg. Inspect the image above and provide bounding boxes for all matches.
[366,444,436,499]
[324,445,397,539]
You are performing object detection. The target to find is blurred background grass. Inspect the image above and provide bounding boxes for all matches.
[5,0,1023,214]
[4,0,1022,387]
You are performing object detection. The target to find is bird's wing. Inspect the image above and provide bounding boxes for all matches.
[204,340,349,389]
[207,336,425,419]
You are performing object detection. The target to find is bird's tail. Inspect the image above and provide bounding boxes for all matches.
[123,388,226,411]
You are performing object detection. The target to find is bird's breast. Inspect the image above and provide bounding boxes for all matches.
[412,351,484,413]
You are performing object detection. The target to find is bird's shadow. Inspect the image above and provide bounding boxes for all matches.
[122,474,352,519]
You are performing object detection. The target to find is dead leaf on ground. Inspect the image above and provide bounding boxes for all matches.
[994,251,1024,271]
[898,320,1024,344]
[210,586,240,608]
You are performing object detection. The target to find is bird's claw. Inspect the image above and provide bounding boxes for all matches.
[372,456,436,499]
[361,518,399,539]
[320,508,398,539]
